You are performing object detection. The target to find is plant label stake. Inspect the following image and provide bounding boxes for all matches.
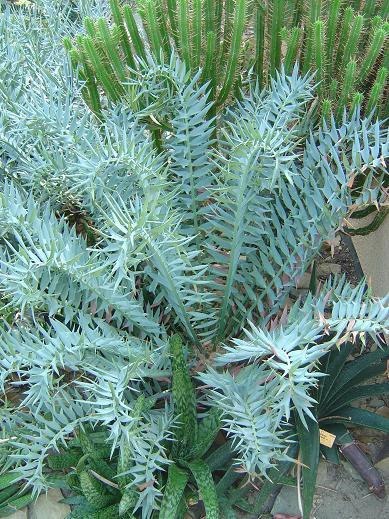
[319,429,336,448]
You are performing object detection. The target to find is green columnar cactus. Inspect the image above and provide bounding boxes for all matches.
[283,26,302,74]
[298,2,389,119]
[66,0,388,121]
[66,0,253,114]
[267,1,388,120]
[302,0,322,75]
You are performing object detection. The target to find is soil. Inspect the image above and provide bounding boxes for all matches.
[318,233,363,286]
[271,459,389,519]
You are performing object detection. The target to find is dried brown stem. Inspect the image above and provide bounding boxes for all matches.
[340,442,385,498]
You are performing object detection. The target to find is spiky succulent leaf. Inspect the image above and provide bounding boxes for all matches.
[0,493,34,518]
[79,470,118,509]
[295,412,319,519]
[47,450,83,470]
[321,406,389,433]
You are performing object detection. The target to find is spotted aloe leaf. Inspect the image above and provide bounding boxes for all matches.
[159,463,189,519]
[189,407,222,460]
[170,334,198,456]
[186,460,219,519]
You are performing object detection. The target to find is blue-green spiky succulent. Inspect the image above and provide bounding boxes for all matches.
[0,3,388,519]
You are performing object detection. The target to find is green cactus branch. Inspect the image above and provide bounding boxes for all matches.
[65,0,388,121]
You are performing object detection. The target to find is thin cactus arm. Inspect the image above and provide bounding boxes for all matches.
[326,0,342,78]
[313,20,325,99]
[254,2,266,82]
[139,0,166,59]
[165,0,179,46]
[96,17,127,83]
[109,0,137,69]
[217,0,246,106]
[201,30,216,99]
[367,66,389,115]
[341,14,364,70]
[122,5,148,62]
[363,0,377,17]
[335,60,356,121]
[219,0,235,69]
[351,91,364,115]
[63,37,102,115]
[357,23,388,85]
[269,0,286,77]
[380,2,389,19]
[321,98,332,122]
[204,0,216,38]
[302,0,322,75]
[177,0,191,69]
[80,35,124,102]
[284,26,302,75]
[334,6,354,75]
[157,0,173,56]
[191,0,202,69]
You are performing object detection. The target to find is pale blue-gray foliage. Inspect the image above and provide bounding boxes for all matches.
[201,277,389,474]
[0,0,388,505]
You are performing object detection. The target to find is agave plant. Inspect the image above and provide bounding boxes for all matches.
[0,3,389,519]
[294,341,389,519]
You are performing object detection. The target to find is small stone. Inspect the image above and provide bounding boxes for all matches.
[296,272,312,289]
[29,489,70,519]
[340,459,364,482]
[317,263,342,276]
[271,484,300,517]
[316,461,337,488]
[369,398,385,409]
[370,437,389,464]
[6,511,27,519]
[353,426,385,444]
[375,456,389,477]
[376,406,389,419]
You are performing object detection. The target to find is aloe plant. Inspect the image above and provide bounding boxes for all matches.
[0,472,33,518]
[49,336,253,518]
